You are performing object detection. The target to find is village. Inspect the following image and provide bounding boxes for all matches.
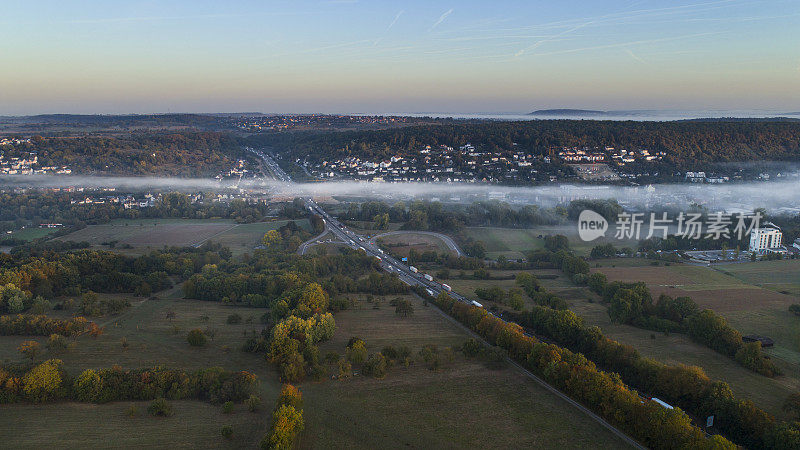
[0,139,72,175]
[302,143,673,184]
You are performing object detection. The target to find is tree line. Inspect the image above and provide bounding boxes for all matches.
[425,291,737,449]
[0,360,257,405]
[588,272,780,377]
[0,191,272,235]
[0,244,229,309]
[507,304,798,448]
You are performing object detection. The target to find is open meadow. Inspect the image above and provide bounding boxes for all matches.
[414,259,800,420]
[303,293,633,449]
[464,225,640,259]
[56,218,310,255]
[0,283,281,448]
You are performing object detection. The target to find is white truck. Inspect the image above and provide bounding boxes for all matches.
[441,283,452,292]
[423,274,433,282]
[409,266,418,273]
[650,398,674,410]
[471,300,483,308]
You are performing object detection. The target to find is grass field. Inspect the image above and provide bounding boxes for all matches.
[2,401,264,449]
[304,293,633,449]
[465,225,639,259]
[57,218,310,255]
[719,259,800,296]
[428,264,800,420]
[569,295,800,418]
[5,226,61,241]
[377,232,455,258]
[0,283,279,448]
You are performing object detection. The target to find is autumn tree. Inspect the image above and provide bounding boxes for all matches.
[346,337,367,365]
[362,353,388,379]
[22,359,64,402]
[262,230,281,248]
[18,340,40,361]
[187,328,207,347]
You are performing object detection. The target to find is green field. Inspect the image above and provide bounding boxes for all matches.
[429,262,800,420]
[0,283,280,447]
[465,225,639,259]
[5,226,61,241]
[304,293,633,449]
[3,401,265,449]
[57,218,310,255]
[719,259,800,296]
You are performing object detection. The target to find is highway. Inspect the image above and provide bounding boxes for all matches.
[247,147,645,449]
[248,147,469,303]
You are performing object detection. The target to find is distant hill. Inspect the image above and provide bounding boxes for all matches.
[528,109,610,116]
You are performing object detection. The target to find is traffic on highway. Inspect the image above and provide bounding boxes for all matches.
[247,147,481,308]
[245,147,653,448]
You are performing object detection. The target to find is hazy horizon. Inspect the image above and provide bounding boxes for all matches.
[2,0,800,115]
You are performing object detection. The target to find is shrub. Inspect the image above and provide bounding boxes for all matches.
[309,364,328,381]
[221,425,233,439]
[126,405,138,417]
[222,400,234,414]
[246,394,262,412]
[461,338,483,357]
[362,353,388,379]
[380,345,398,360]
[323,351,340,364]
[148,397,173,417]
[346,337,367,365]
[187,329,207,347]
[73,369,103,402]
[227,313,242,324]
[46,334,69,353]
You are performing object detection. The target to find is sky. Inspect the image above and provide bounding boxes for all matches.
[1,0,799,114]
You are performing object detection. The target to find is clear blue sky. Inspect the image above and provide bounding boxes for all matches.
[1,0,799,114]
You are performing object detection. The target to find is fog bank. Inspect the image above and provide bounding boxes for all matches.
[2,174,799,215]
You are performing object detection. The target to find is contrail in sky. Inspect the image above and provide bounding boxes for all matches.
[430,9,454,31]
[374,10,404,46]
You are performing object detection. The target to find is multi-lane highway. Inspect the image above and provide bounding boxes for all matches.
[247,147,469,303]
[246,146,648,449]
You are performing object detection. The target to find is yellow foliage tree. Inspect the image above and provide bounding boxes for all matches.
[264,404,304,450]
[262,230,281,248]
[22,359,64,402]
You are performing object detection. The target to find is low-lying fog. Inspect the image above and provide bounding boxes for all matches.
[2,174,799,215]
